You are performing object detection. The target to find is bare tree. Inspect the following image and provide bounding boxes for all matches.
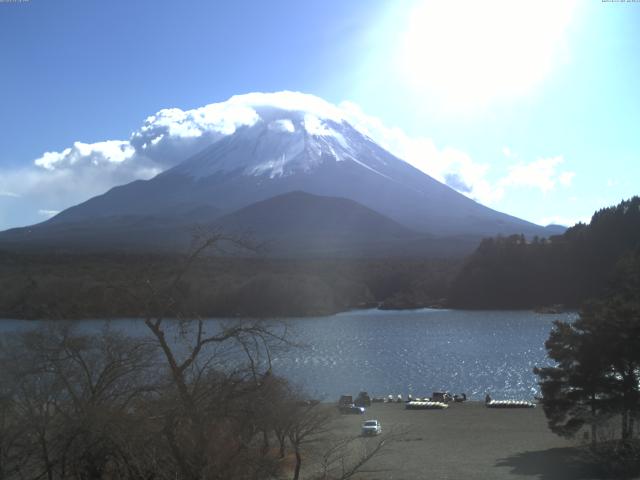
[0,323,158,480]
[286,403,334,480]
[315,431,400,480]
[128,232,291,479]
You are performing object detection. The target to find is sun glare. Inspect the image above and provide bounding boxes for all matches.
[399,0,577,111]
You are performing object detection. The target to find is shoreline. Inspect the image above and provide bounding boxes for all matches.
[0,306,578,322]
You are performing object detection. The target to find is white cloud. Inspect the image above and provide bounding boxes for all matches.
[558,171,575,187]
[35,141,135,171]
[38,209,60,218]
[229,91,345,122]
[0,190,20,198]
[129,101,259,166]
[268,119,295,133]
[498,156,575,193]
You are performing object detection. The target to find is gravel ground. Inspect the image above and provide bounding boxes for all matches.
[320,402,604,480]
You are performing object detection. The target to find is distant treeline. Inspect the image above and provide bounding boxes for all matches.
[0,252,461,319]
[449,196,640,309]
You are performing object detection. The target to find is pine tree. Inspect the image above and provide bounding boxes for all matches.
[535,249,640,446]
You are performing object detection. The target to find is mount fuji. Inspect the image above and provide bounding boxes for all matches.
[0,92,563,255]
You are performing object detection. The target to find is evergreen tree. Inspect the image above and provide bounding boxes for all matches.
[534,316,611,446]
[535,249,640,445]
[450,196,640,309]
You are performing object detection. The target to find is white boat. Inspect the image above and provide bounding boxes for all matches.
[405,401,449,410]
[486,400,535,409]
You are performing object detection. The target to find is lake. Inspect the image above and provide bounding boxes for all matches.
[0,309,576,401]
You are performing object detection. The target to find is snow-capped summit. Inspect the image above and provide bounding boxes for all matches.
[169,103,387,181]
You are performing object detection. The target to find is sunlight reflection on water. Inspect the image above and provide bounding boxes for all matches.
[274,309,577,400]
[0,309,576,401]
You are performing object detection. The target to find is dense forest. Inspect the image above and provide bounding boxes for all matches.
[0,251,461,319]
[449,196,640,309]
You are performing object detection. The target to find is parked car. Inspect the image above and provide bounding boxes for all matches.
[339,403,365,414]
[432,392,453,403]
[361,419,382,436]
[354,391,371,407]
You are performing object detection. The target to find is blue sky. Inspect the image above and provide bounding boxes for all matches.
[0,0,638,230]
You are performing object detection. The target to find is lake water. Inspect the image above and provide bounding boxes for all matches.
[0,309,576,401]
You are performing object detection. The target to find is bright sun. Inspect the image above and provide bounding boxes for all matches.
[399,0,577,111]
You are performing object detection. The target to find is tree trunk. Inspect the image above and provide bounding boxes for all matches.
[279,441,286,459]
[276,432,286,458]
[621,370,636,442]
[262,429,270,456]
[622,408,629,441]
[292,447,302,480]
[146,320,207,479]
[39,433,54,480]
[590,393,597,448]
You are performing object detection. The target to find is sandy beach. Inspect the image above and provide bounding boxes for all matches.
[319,401,604,480]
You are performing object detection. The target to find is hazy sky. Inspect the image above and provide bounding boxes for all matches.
[0,0,638,230]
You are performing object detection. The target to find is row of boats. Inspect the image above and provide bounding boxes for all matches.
[405,399,536,410]
[485,400,536,409]
[342,393,536,410]
[405,401,449,410]
[371,393,466,404]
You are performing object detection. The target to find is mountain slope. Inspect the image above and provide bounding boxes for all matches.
[0,191,482,257]
[216,191,416,239]
[213,191,423,256]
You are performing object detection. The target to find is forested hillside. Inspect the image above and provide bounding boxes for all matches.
[0,252,460,319]
[449,197,640,309]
